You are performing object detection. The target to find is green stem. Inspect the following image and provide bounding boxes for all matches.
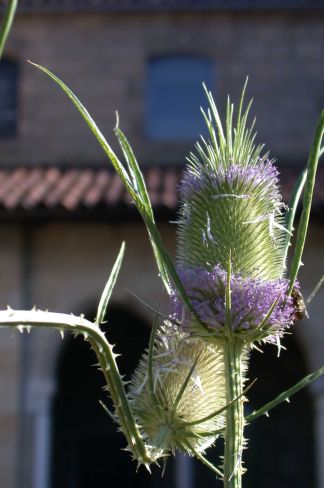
[223,339,245,488]
[0,0,18,60]
[282,168,307,270]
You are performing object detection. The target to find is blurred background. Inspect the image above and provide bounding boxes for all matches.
[0,0,323,487]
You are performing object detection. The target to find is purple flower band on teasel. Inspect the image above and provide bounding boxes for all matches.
[172,266,296,337]
[179,160,281,204]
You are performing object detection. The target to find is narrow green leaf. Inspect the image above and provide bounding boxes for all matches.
[99,400,117,424]
[0,0,18,60]
[183,440,224,478]
[28,62,134,196]
[282,168,307,271]
[125,288,176,324]
[147,312,161,407]
[200,108,220,160]
[193,427,224,438]
[288,111,324,294]
[225,97,233,161]
[142,215,209,332]
[305,274,324,306]
[243,296,279,341]
[115,124,153,219]
[246,365,324,423]
[29,61,172,294]
[96,242,125,325]
[203,84,226,147]
[114,126,172,293]
[30,62,209,330]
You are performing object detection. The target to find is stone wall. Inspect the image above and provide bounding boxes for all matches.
[1,11,324,167]
[0,225,23,488]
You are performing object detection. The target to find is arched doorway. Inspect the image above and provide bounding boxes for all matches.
[50,306,174,488]
[244,333,315,487]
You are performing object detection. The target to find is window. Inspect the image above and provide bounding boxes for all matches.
[0,59,18,138]
[146,55,214,141]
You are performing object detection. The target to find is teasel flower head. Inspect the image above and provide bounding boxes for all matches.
[172,266,297,343]
[175,84,297,343]
[128,320,228,460]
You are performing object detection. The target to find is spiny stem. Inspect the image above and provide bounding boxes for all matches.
[0,309,152,466]
[223,339,245,488]
[223,252,245,487]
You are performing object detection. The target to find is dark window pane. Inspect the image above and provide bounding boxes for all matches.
[0,59,18,138]
[146,56,213,141]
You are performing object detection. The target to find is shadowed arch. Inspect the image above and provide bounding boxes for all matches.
[50,304,174,488]
[244,332,315,487]
[190,333,314,488]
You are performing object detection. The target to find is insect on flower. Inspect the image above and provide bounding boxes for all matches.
[291,287,307,321]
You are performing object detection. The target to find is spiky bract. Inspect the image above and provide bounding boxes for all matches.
[128,321,227,458]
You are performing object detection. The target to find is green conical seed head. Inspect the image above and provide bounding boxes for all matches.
[128,321,227,457]
[177,87,288,281]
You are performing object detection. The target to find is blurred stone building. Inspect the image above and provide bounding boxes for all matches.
[0,1,323,487]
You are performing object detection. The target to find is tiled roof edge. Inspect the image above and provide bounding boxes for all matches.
[0,164,322,219]
[11,0,324,14]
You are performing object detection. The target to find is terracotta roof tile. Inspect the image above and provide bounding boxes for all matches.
[44,169,80,207]
[24,168,61,208]
[0,165,322,217]
[16,0,324,12]
[83,170,111,207]
[161,169,178,208]
[5,169,43,209]
[0,168,28,201]
[146,167,162,207]
[62,169,94,210]
[105,173,125,205]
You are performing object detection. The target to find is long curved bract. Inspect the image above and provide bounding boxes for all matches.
[0,0,18,60]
